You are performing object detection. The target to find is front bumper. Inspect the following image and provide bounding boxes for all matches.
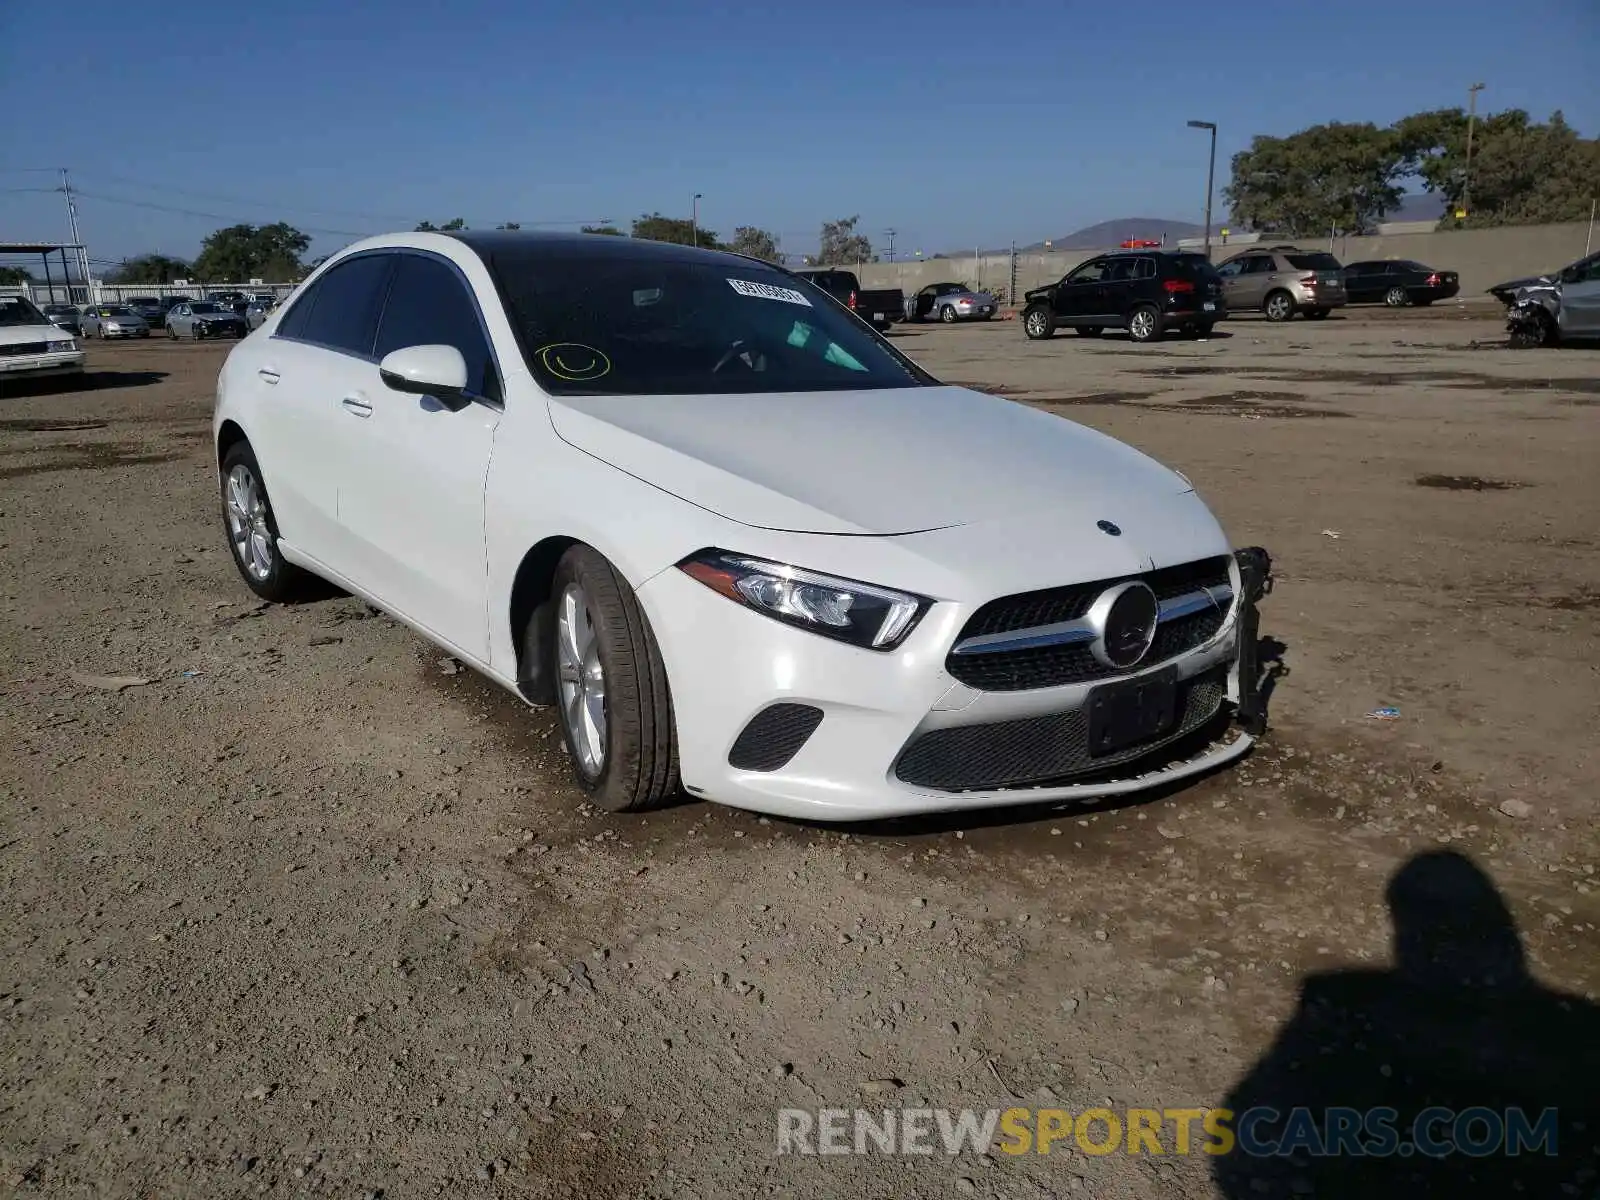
[196,321,247,338]
[640,550,1269,821]
[100,327,149,338]
[0,350,86,379]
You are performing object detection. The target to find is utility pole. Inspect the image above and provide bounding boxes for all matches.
[884,228,897,263]
[1462,82,1486,223]
[691,193,702,248]
[1187,121,1217,258]
[59,168,93,303]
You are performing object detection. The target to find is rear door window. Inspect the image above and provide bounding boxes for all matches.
[1285,253,1343,271]
[282,254,394,356]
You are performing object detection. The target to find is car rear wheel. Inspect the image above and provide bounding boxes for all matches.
[1193,322,1215,338]
[1022,306,1055,340]
[549,545,679,813]
[1384,286,1410,307]
[1127,305,1163,343]
[220,441,314,603]
[1263,290,1295,322]
[1074,326,1103,337]
[939,305,958,323]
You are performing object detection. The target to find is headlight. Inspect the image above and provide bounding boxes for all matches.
[53,338,79,353]
[678,549,929,651]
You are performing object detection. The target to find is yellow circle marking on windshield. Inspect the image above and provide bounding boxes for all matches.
[537,343,611,382]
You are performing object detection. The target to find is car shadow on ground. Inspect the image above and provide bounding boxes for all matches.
[1213,850,1600,1199]
[1,371,171,398]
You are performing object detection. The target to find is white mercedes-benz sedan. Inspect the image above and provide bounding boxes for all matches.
[213,231,1271,821]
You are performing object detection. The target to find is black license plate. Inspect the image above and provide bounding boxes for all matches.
[1086,668,1179,757]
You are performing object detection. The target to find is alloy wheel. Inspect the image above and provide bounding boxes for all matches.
[1385,286,1409,307]
[224,464,274,582]
[557,583,608,777]
[1265,293,1292,321]
[1025,310,1048,337]
[1129,309,1156,341]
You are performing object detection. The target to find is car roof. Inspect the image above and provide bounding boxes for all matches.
[448,228,775,269]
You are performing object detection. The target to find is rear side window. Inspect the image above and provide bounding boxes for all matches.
[281,254,394,356]
[1134,258,1156,280]
[1286,253,1342,271]
[1106,259,1137,282]
[375,254,500,401]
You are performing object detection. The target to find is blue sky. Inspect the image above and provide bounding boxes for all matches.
[2,0,1595,268]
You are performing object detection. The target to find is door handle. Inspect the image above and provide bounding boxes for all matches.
[341,394,373,418]
[257,368,280,385]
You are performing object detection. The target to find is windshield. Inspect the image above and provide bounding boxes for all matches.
[190,302,222,314]
[1286,253,1342,271]
[0,296,50,326]
[483,251,934,396]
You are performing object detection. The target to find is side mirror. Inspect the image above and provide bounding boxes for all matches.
[379,344,470,411]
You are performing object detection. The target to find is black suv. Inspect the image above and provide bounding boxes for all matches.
[1021,251,1224,342]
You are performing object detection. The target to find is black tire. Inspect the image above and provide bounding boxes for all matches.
[1415,298,1434,307]
[1074,326,1103,337]
[1192,322,1215,338]
[549,545,679,813]
[1127,303,1164,343]
[219,440,315,603]
[939,304,958,323]
[166,324,176,340]
[1384,286,1410,307]
[1022,306,1055,340]
[1304,308,1330,320]
[1263,290,1296,322]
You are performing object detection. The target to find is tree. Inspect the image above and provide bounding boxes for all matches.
[496,222,521,231]
[727,226,783,263]
[581,224,624,236]
[1224,123,1404,236]
[818,216,873,264]
[415,218,467,232]
[631,212,720,248]
[193,222,310,282]
[0,266,34,285]
[1397,108,1599,227]
[105,254,191,284]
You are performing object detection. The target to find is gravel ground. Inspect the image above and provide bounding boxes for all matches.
[2,312,1597,1199]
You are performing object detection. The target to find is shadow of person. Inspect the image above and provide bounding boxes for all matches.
[1213,851,1599,1199]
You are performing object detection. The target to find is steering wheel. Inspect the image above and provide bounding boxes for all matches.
[712,338,762,374]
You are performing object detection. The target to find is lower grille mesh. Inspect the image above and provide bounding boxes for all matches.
[728,703,824,772]
[894,670,1228,792]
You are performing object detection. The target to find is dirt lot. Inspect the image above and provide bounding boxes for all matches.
[2,313,1597,1199]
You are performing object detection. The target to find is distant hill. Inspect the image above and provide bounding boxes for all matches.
[1026,217,1205,252]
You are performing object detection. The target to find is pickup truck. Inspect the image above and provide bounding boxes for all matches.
[792,269,904,331]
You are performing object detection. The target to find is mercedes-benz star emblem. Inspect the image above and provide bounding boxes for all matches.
[1086,581,1159,669]
[1096,520,1121,536]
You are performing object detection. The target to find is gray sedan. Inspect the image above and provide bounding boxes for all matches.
[904,281,998,323]
[80,304,151,339]
[165,300,248,340]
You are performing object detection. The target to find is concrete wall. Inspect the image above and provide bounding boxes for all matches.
[852,221,1595,306]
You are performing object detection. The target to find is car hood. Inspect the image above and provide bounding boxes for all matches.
[0,325,75,348]
[546,385,1194,536]
[1488,274,1553,294]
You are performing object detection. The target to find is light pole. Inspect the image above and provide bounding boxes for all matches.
[1187,120,1217,259]
[1462,82,1486,223]
[884,228,897,262]
[692,193,703,248]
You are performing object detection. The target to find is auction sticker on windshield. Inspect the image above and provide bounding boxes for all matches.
[728,279,812,306]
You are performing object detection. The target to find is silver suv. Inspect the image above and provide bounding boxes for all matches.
[1215,246,1347,322]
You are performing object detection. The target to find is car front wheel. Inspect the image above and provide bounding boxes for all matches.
[1263,290,1295,322]
[1023,306,1055,339]
[549,546,679,812]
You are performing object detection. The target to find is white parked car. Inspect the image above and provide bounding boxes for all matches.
[213,232,1270,821]
[0,295,85,386]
